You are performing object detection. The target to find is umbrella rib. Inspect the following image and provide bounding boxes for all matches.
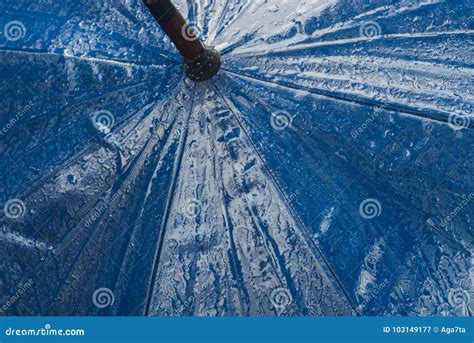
[106,118,184,315]
[227,31,474,59]
[3,78,157,166]
[221,68,474,129]
[0,47,175,67]
[31,93,187,315]
[38,79,156,126]
[205,99,251,314]
[207,0,231,44]
[0,78,159,179]
[0,82,162,215]
[39,135,158,315]
[41,109,180,315]
[220,39,254,57]
[144,85,197,316]
[211,80,360,315]
[211,0,252,43]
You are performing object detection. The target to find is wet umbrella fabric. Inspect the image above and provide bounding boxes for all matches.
[0,0,472,316]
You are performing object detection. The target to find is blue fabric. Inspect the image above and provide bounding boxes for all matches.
[0,0,472,316]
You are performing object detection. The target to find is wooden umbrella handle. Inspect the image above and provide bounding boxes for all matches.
[143,0,205,61]
[143,0,221,81]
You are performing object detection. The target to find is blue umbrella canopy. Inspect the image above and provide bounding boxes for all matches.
[0,0,472,316]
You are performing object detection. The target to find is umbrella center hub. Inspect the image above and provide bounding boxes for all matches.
[184,47,221,82]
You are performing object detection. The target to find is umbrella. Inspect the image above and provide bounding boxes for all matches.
[0,0,472,316]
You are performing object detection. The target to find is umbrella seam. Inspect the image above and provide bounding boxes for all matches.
[212,80,360,315]
[144,84,197,315]
[221,68,474,130]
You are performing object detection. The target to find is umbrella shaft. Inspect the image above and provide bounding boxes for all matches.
[143,0,204,61]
